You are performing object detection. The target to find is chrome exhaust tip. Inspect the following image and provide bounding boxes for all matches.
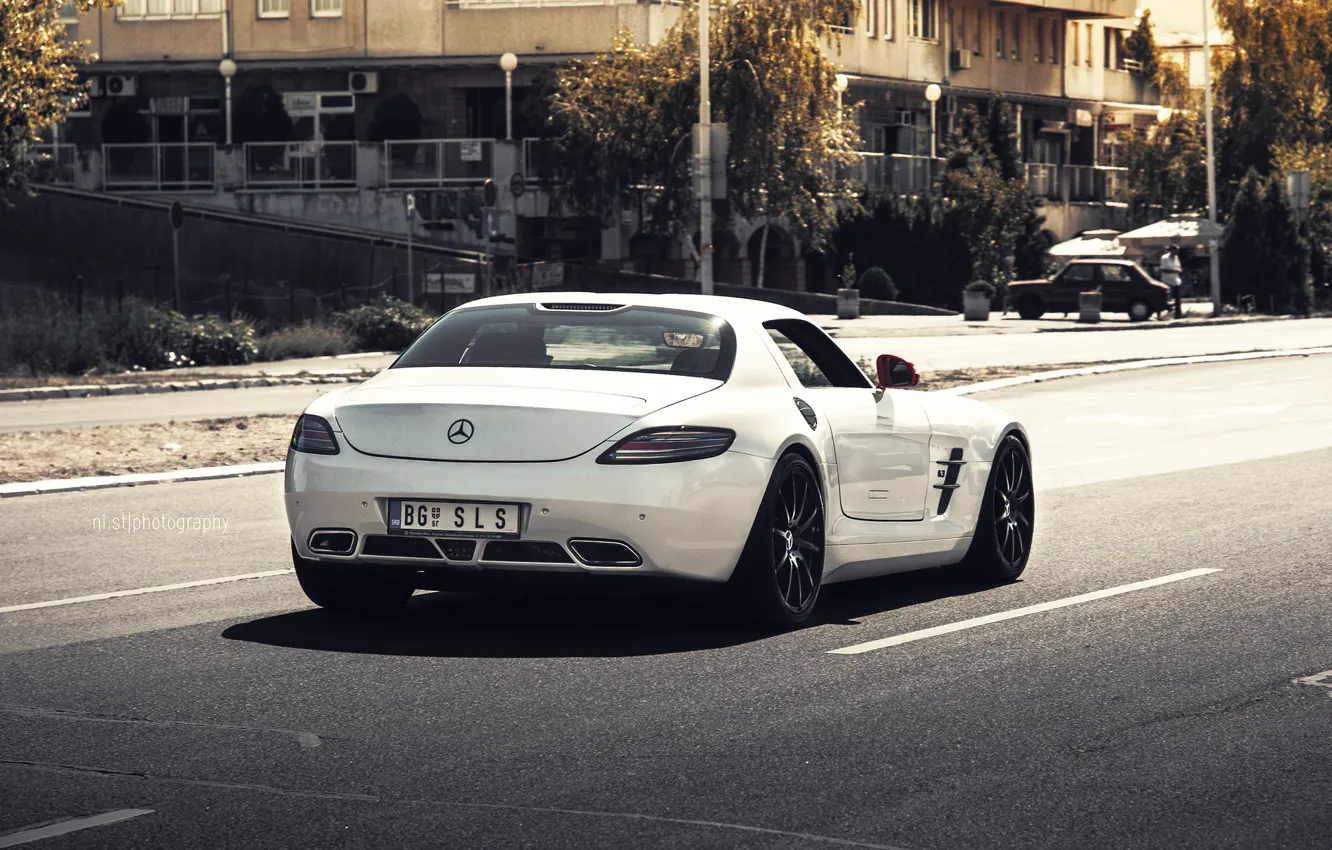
[568,539,643,567]
[308,529,357,556]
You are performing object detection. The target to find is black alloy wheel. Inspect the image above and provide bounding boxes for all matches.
[729,453,825,627]
[956,435,1034,583]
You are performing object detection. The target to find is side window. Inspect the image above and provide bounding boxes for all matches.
[765,320,873,390]
[1059,264,1096,285]
[1101,265,1131,283]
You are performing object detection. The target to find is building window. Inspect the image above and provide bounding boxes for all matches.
[972,8,982,54]
[119,0,221,18]
[885,0,895,40]
[1049,18,1059,63]
[1085,24,1093,67]
[1070,22,1079,65]
[57,0,78,21]
[955,7,964,53]
[867,0,878,37]
[311,0,342,15]
[995,11,1005,59]
[1035,18,1045,63]
[1011,13,1021,61]
[1105,27,1124,70]
[910,0,937,41]
[258,0,289,19]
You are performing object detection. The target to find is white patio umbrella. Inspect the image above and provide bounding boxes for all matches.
[1117,215,1223,254]
[1048,229,1126,259]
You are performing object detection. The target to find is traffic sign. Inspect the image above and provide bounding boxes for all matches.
[168,201,184,230]
[483,178,498,207]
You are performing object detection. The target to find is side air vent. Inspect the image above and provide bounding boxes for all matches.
[793,398,817,431]
[935,447,966,516]
[539,302,624,312]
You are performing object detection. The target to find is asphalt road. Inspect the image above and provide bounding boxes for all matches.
[3,319,1330,432]
[1,358,1330,849]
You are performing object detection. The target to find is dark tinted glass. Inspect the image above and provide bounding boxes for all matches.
[393,304,736,380]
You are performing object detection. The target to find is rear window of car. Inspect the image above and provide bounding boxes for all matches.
[392,304,736,380]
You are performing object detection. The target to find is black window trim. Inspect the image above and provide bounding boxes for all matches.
[764,318,874,391]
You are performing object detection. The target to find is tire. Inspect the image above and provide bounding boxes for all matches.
[955,435,1034,584]
[1127,299,1153,322]
[291,542,413,616]
[1016,296,1045,321]
[727,453,825,628]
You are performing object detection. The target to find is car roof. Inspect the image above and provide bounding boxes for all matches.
[453,291,811,325]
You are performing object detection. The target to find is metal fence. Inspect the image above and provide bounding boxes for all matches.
[23,144,78,186]
[384,139,494,187]
[852,153,941,195]
[243,141,357,189]
[1024,162,1063,201]
[102,143,216,191]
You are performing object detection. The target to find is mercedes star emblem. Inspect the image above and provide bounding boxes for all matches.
[447,419,475,444]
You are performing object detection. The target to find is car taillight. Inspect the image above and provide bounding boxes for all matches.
[291,414,340,455]
[596,427,735,464]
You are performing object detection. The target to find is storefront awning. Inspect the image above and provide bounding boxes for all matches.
[1049,230,1127,258]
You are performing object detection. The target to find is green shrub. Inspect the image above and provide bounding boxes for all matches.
[256,324,353,361]
[965,280,997,297]
[857,266,898,302]
[333,296,434,351]
[0,296,255,376]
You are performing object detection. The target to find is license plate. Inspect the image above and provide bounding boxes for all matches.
[388,500,520,539]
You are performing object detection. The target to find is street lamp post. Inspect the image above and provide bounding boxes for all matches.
[925,83,942,161]
[500,52,518,142]
[218,59,237,146]
[1202,0,1222,317]
[698,0,714,295]
[834,73,849,115]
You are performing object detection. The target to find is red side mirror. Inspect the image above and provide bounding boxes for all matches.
[876,354,920,389]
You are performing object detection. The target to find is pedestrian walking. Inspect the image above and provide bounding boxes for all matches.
[1160,244,1184,319]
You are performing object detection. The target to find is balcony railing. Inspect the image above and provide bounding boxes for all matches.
[23,144,78,185]
[244,141,357,190]
[102,143,216,191]
[1025,163,1063,202]
[384,139,494,187]
[855,153,941,195]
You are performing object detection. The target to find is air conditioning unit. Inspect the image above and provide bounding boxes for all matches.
[348,71,379,94]
[951,49,973,71]
[86,77,104,98]
[104,74,137,97]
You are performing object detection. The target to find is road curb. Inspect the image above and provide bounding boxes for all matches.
[1029,314,1288,334]
[0,462,287,498]
[943,347,1332,397]
[0,372,368,403]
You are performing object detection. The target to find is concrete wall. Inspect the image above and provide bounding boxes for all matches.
[1040,200,1130,242]
[442,4,658,58]
[233,0,364,61]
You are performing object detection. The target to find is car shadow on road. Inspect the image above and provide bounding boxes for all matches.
[222,568,994,659]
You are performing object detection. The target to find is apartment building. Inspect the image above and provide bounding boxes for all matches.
[51,0,1160,284]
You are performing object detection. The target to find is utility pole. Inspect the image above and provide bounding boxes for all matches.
[698,0,714,295]
[1202,0,1222,317]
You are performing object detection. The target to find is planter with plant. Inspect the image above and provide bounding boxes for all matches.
[837,255,860,320]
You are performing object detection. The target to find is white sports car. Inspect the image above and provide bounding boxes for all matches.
[285,292,1033,626]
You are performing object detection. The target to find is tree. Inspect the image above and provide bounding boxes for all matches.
[0,0,117,201]
[233,84,292,169]
[1214,0,1332,198]
[367,93,424,166]
[1260,176,1309,314]
[1119,108,1209,226]
[1220,169,1268,308]
[547,0,863,285]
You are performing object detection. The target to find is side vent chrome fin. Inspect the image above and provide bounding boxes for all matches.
[935,447,965,515]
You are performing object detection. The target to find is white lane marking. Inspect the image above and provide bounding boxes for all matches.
[1295,670,1332,696]
[829,568,1223,655]
[0,810,154,847]
[0,570,294,615]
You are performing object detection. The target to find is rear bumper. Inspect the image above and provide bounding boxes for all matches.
[285,446,772,583]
